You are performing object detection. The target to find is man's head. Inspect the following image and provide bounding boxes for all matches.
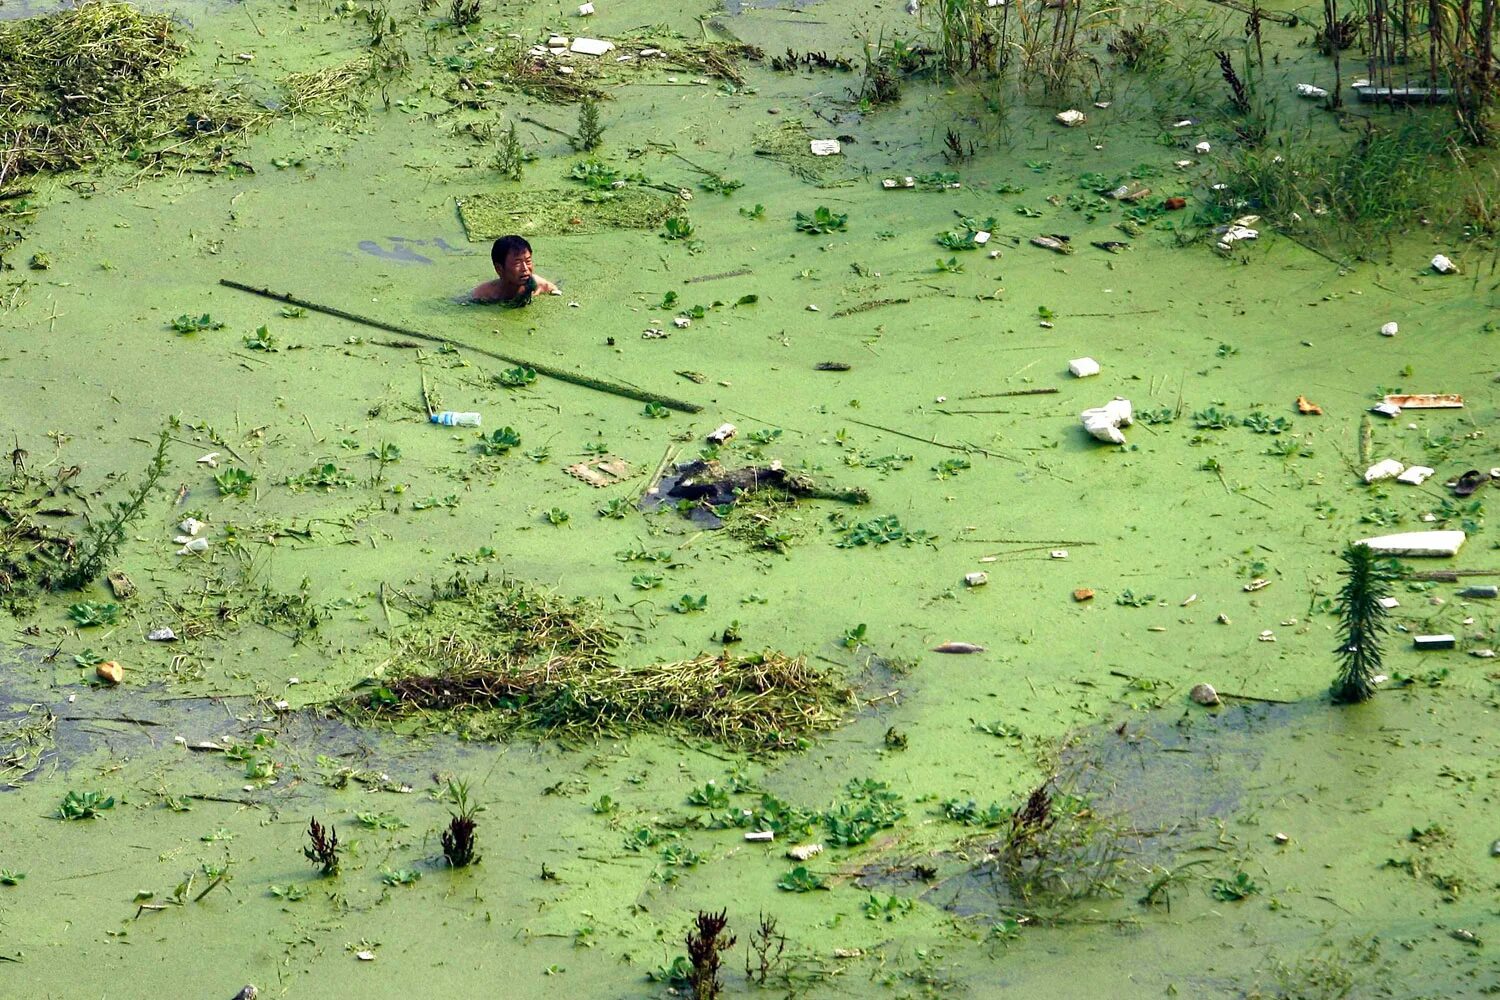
[491,235,533,284]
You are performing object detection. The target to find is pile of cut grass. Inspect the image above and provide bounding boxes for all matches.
[0,1,258,184]
[362,576,852,749]
[457,186,679,237]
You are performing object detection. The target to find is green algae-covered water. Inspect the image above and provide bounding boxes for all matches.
[2,0,1497,995]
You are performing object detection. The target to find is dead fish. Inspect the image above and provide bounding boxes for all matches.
[932,642,986,654]
[1091,241,1131,253]
[1030,235,1073,255]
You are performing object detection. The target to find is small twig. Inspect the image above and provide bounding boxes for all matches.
[845,418,1016,462]
[957,388,1058,399]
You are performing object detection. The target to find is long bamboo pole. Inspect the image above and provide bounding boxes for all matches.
[219,279,703,413]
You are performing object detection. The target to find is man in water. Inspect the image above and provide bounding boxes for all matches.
[472,235,558,306]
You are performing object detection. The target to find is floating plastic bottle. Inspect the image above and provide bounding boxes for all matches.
[430,411,481,428]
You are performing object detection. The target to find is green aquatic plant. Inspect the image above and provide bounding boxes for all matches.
[643,402,670,419]
[287,462,353,491]
[57,790,114,820]
[544,507,570,525]
[776,865,825,892]
[934,256,964,273]
[597,497,631,519]
[662,216,696,240]
[214,467,255,497]
[1210,870,1261,901]
[379,866,421,886]
[1192,406,1238,429]
[840,623,867,649]
[700,173,743,195]
[61,430,171,590]
[477,427,522,455]
[304,817,340,874]
[687,781,730,809]
[572,95,604,152]
[1243,412,1291,434]
[738,203,765,220]
[496,365,537,387]
[243,325,277,351]
[441,779,482,867]
[942,798,1009,827]
[1331,543,1402,704]
[492,121,526,180]
[0,870,26,885]
[863,893,915,920]
[674,594,708,613]
[833,513,932,548]
[794,206,848,234]
[685,909,735,1000]
[171,313,224,334]
[68,601,118,627]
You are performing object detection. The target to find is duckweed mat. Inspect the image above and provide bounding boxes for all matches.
[456,186,679,238]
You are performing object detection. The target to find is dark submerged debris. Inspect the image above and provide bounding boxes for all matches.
[656,459,870,509]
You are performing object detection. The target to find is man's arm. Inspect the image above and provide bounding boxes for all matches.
[533,274,560,295]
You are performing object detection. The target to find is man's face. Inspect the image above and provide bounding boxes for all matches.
[502,249,533,283]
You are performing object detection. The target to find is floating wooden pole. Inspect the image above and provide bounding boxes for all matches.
[219,279,703,414]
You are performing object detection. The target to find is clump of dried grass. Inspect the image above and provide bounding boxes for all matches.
[364,577,851,749]
[0,0,259,185]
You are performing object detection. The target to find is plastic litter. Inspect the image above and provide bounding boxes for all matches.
[1376,597,1400,609]
[1430,253,1458,274]
[1296,83,1329,98]
[569,37,614,55]
[577,1,594,13]
[1050,550,1068,559]
[431,411,481,427]
[1457,585,1498,599]
[1370,402,1401,418]
[196,452,220,468]
[673,316,691,329]
[1356,530,1465,556]
[147,627,177,641]
[787,843,823,861]
[176,537,210,556]
[1079,397,1133,445]
[707,423,737,445]
[809,139,841,156]
[179,517,204,536]
[1396,466,1434,485]
[1380,321,1398,336]
[745,830,774,842]
[1068,357,1101,378]
[964,572,988,587]
[1413,634,1455,650]
[1383,393,1463,409]
[1364,459,1405,483]
[1194,141,1211,153]
[1055,109,1086,127]
[1215,223,1259,251]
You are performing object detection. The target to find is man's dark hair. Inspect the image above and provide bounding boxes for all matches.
[492,235,532,270]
